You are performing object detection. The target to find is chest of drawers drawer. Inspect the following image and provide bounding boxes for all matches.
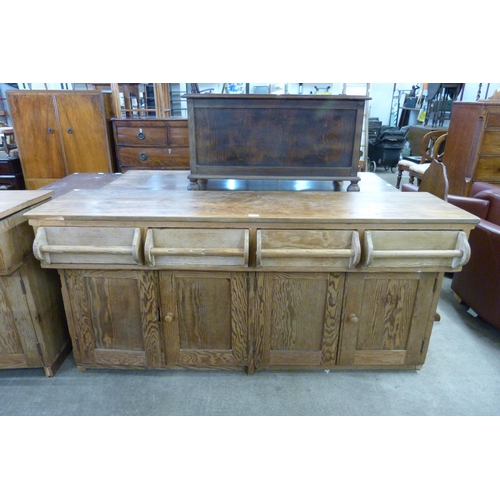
[117,146,190,169]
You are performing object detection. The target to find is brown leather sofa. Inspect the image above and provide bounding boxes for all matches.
[447,182,500,331]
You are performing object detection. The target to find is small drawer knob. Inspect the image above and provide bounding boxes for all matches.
[349,313,358,324]
[168,148,172,154]
[138,129,145,140]
[48,127,53,134]
[140,153,147,161]
[164,314,174,323]
[67,128,73,134]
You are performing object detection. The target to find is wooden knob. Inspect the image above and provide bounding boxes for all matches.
[164,314,174,323]
[349,313,358,323]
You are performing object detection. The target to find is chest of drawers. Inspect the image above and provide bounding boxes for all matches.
[112,118,190,173]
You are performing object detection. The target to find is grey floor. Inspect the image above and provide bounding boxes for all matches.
[1,168,499,416]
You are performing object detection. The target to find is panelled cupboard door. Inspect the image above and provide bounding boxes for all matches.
[338,272,442,368]
[159,271,248,369]
[7,93,67,181]
[55,93,113,174]
[62,269,163,369]
[0,270,43,370]
[254,272,344,369]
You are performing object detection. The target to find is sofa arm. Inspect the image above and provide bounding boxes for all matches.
[448,195,490,219]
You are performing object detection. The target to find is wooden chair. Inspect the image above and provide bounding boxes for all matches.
[401,159,449,201]
[396,131,447,188]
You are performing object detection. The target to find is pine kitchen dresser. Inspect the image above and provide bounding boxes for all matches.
[0,190,70,376]
[23,172,479,374]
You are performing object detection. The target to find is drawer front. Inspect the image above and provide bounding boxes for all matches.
[115,126,168,146]
[256,229,361,269]
[480,131,500,155]
[475,157,500,180]
[0,159,22,176]
[361,230,470,270]
[486,112,500,128]
[117,146,190,168]
[145,228,249,267]
[33,227,143,265]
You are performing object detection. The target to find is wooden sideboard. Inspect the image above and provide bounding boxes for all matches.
[6,90,116,189]
[443,100,500,195]
[185,94,368,191]
[112,118,190,173]
[0,191,70,376]
[24,173,478,374]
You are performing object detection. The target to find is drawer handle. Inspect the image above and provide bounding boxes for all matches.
[138,129,145,140]
[257,232,361,268]
[33,228,142,265]
[140,153,148,161]
[144,229,249,266]
[48,128,53,134]
[362,231,470,269]
[168,148,172,154]
[348,313,358,324]
[164,314,174,323]
[67,128,72,134]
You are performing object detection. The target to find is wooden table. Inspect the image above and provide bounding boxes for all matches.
[24,170,478,374]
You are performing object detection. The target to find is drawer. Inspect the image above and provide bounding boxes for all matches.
[115,125,168,146]
[117,146,190,168]
[480,131,500,155]
[0,211,34,273]
[145,228,249,267]
[256,229,361,269]
[486,112,500,128]
[476,157,500,180]
[0,158,22,176]
[33,227,143,265]
[360,230,470,270]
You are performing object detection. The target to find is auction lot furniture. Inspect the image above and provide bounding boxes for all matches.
[0,156,25,190]
[0,191,70,376]
[449,182,500,330]
[112,118,190,173]
[442,100,500,196]
[24,170,478,373]
[6,90,116,189]
[185,94,368,192]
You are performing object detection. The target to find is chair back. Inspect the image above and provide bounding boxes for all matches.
[420,131,447,164]
[418,159,449,200]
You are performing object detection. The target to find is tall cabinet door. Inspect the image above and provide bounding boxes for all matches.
[338,272,442,368]
[159,271,248,369]
[55,93,113,174]
[62,269,163,369]
[254,272,344,369]
[7,92,67,187]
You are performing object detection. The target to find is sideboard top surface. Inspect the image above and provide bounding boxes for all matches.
[0,190,53,219]
[23,189,479,226]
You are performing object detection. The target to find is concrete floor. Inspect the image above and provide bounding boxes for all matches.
[1,168,499,416]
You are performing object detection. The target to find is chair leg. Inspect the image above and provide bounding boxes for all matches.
[396,167,403,189]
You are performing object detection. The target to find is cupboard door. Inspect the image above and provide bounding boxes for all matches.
[338,273,442,367]
[0,270,43,369]
[55,93,113,174]
[7,93,66,184]
[62,270,162,369]
[159,271,248,369]
[255,272,344,368]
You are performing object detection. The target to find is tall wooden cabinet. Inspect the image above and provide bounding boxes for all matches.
[6,90,116,189]
[443,100,500,196]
